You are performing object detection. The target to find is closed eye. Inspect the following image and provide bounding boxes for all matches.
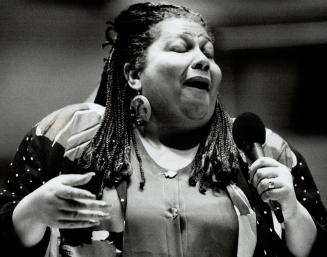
[170,44,188,53]
[168,36,193,53]
[202,43,214,59]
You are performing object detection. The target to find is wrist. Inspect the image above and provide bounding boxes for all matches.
[283,201,301,223]
[12,194,47,247]
[283,202,317,257]
[284,201,316,231]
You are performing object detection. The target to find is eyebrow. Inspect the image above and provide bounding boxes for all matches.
[179,31,213,42]
[181,31,207,37]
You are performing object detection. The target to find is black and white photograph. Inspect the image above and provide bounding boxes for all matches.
[1,1,326,256]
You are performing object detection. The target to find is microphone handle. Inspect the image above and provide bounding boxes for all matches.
[269,200,284,223]
[247,143,284,223]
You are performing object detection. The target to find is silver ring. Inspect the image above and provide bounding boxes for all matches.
[267,179,275,190]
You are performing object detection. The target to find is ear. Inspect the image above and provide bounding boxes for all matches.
[124,63,141,91]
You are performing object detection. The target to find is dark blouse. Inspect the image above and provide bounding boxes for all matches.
[0,103,326,257]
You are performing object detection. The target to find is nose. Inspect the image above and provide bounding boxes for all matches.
[191,53,210,72]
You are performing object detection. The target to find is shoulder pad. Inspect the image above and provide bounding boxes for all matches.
[35,103,105,160]
[263,128,297,168]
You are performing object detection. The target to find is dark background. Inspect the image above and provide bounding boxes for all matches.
[1,0,326,205]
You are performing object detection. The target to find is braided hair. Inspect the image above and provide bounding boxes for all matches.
[79,2,241,194]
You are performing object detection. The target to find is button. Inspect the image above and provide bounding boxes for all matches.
[170,207,179,219]
[163,170,177,178]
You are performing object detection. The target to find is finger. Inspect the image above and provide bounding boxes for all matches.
[257,178,270,196]
[257,178,280,196]
[58,209,110,221]
[59,172,95,187]
[60,198,112,213]
[56,186,96,200]
[248,157,279,183]
[56,219,101,229]
[252,167,279,189]
[261,187,284,203]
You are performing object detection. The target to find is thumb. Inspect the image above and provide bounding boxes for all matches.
[60,172,95,187]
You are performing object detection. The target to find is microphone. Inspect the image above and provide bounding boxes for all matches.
[232,112,284,223]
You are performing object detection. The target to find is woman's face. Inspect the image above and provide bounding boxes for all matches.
[138,18,222,129]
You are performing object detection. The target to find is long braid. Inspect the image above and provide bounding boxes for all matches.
[79,48,133,190]
[190,99,241,193]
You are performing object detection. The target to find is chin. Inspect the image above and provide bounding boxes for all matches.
[180,96,215,122]
[183,106,212,122]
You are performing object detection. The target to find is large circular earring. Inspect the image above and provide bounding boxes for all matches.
[130,93,151,126]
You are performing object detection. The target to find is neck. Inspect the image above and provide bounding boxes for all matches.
[138,122,210,150]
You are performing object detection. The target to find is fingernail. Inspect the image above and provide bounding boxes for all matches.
[100,201,111,207]
[87,194,96,199]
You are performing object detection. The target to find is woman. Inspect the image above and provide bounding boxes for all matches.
[0,2,326,257]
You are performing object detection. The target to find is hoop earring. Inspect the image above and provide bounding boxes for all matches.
[130,93,151,126]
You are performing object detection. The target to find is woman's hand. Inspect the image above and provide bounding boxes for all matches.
[13,172,111,246]
[248,157,298,221]
[248,157,317,257]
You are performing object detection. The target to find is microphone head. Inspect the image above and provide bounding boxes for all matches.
[232,112,266,151]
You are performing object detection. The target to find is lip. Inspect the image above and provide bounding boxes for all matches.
[183,76,211,91]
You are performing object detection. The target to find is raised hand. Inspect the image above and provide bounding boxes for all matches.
[13,172,111,246]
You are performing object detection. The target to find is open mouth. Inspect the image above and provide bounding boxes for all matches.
[183,77,210,91]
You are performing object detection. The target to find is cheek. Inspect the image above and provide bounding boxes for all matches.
[142,57,186,94]
[211,63,223,91]
[156,55,188,78]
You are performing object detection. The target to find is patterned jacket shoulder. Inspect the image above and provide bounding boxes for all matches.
[263,128,297,169]
[34,103,105,161]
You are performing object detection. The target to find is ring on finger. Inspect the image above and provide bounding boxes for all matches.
[267,179,275,190]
